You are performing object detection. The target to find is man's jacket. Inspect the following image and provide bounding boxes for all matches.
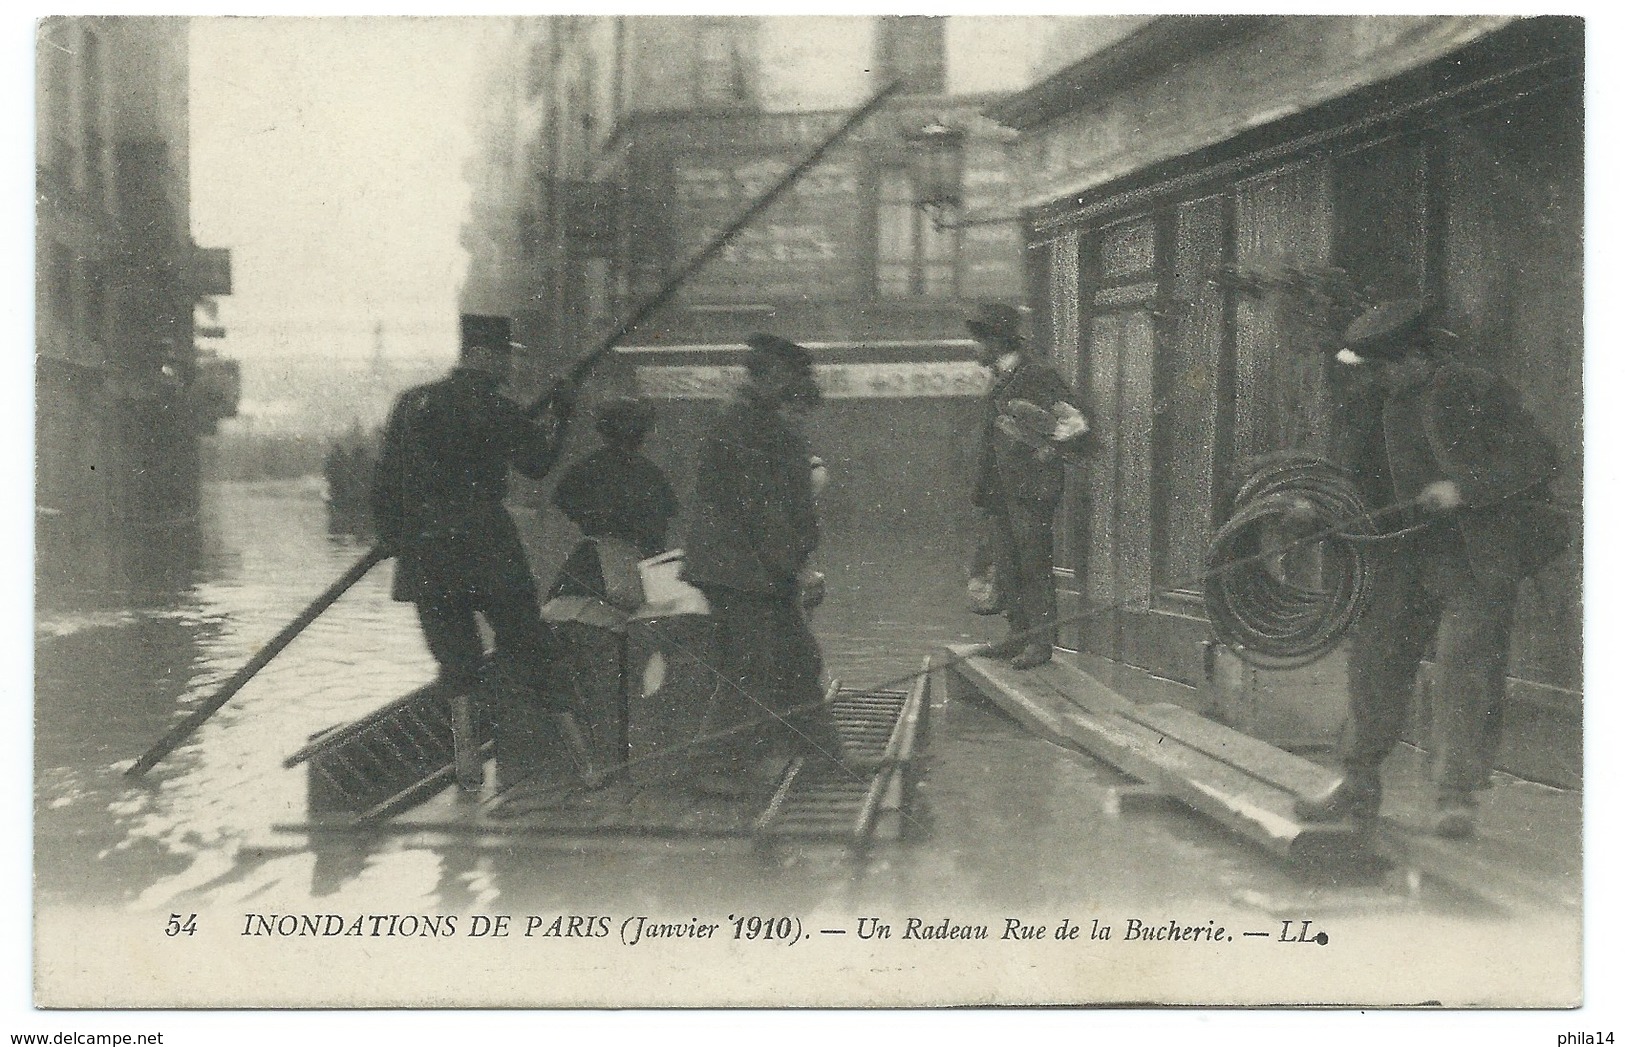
[371,367,567,601]
[973,356,1090,508]
[552,446,678,558]
[682,395,818,598]
[1337,359,1570,579]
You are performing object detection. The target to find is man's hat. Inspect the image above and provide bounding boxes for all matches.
[1337,298,1433,364]
[966,302,1026,347]
[594,396,655,445]
[461,314,516,354]
[744,332,814,371]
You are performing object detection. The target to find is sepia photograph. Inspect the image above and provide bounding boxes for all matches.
[21,6,1611,1025]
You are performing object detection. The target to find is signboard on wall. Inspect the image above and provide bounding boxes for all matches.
[636,360,987,400]
[672,145,867,302]
[638,105,1024,309]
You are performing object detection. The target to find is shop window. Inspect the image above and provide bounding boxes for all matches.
[1150,198,1227,593]
[876,167,956,298]
[875,16,945,95]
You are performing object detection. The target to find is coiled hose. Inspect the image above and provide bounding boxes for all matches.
[1203,454,1385,670]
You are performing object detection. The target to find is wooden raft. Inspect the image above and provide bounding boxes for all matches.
[273,659,932,853]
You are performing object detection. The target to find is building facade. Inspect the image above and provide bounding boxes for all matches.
[993,16,1583,786]
[459,16,1046,554]
[459,16,1044,384]
[36,16,237,601]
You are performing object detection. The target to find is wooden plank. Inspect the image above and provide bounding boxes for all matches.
[872,657,934,843]
[1003,653,1339,800]
[1047,655,1576,906]
[953,646,1579,914]
[1132,703,1339,797]
[1102,782,1180,817]
[950,648,1359,861]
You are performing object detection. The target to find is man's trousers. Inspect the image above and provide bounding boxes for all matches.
[988,497,1059,649]
[1342,525,1520,795]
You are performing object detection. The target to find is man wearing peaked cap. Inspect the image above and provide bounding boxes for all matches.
[967,302,1095,671]
[372,312,587,781]
[743,331,821,408]
[1296,298,1571,839]
[680,331,861,797]
[1334,296,1435,366]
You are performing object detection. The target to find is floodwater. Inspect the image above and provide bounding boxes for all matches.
[34,479,1459,924]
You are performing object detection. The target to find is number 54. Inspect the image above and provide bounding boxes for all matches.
[165,913,197,937]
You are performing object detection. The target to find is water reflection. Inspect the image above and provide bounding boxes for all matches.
[36,477,1351,921]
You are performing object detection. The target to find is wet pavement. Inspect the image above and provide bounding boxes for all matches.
[32,478,1553,925]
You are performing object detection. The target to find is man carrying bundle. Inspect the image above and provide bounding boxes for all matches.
[968,302,1094,670]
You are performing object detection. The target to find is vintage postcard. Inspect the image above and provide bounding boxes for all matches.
[24,9,1607,1024]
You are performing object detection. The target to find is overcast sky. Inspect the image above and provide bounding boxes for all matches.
[189,17,493,363]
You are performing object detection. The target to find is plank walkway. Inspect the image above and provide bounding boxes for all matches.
[946,646,1580,914]
[945,646,1358,864]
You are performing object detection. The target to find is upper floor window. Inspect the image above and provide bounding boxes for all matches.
[876,167,956,299]
[40,25,75,183]
[875,16,945,95]
[81,29,105,203]
[695,19,752,105]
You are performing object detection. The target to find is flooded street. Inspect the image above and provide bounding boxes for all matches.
[33,478,1309,914]
[32,478,1580,1009]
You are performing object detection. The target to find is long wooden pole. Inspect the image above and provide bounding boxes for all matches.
[125,546,390,778]
[125,80,903,779]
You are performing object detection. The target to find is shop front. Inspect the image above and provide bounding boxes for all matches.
[995,16,1583,786]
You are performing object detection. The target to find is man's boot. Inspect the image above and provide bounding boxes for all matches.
[1010,643,1053,670]
[1433,788,1478,840]
[1295,766,1382,824]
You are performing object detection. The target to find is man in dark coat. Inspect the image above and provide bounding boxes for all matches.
[681,333,855,796]
[969,302,1093,670]
[1296,299,1570,838]
[371,314,576,691]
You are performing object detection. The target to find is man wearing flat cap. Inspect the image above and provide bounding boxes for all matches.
[968,302,1094,670]
[681,333,857,796]
[1296,298,1570,838]
[372,314,579,719]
